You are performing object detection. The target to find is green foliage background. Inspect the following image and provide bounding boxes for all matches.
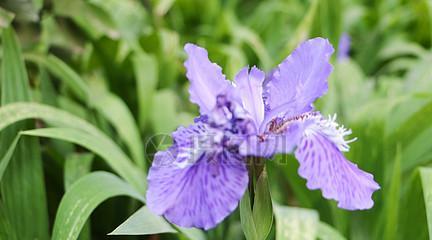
[0,0,431,239]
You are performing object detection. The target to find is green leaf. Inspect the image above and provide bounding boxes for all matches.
[92,92,146,169]
[283,0,319,56]
[25,54,90,102]
[273,204,319,240]
[420,167,432,239]
[132,51,158,130]
[382,148,401,240]
[151,90,193,134]
[154,0,176,17]
[0,27,50,240]
[176,227,207,240]
[240,189,258,240]
[52,0,117,39]
[88,0,150,44]
[64,153,93,240]
[109,206,176,235]
[252,170,273,240]
[51,171,145,240]
[399,170,428,239]
[64,153,94,190]
[1,0,40,22]
[240,168,273,240]
[0,102,146,190]
[317,222,346,240]
[0,135,19,182]
[20,127,146,192]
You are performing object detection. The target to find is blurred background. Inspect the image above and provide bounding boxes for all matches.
[0,0,431,239]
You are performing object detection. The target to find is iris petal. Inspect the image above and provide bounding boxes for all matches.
[235,66,266,130]
[295,131,380,210]
[264,38,334,124]
[146,123,248,230]
[184,44,233,114]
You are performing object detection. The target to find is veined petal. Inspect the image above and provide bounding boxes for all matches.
[235,66,265,130]
[184,44,233,114]
[147,149,248,229]
[295,132,380,210]
[146,123,249,229]
[264,38,334,122]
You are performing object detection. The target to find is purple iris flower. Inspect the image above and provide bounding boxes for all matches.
[146,38,380,230]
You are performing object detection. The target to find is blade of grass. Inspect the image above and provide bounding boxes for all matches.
[0,101,146,192]
[51,171,145,240]
[20,127,146,192]
[420,168,432,239]
[0,26,50,240]
[24,54,90,103]
[132,51,158,131]
[109,206,176,235]
[64,153,94,240]
[92,92,146,169]
[64,153,94,191]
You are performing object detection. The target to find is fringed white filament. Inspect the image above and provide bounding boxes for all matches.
[305,114,357,152]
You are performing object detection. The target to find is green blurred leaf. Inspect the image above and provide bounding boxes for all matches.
[51,171,145,240]
[89,0,150,45]
[154,0,175,17]
[283,0,319,56]
[109,206,176,235]
[25,54,90,102]
[1,0,40,22]
[273,204,319,240]
[399,170,428,239]
[382,148,401,240]
[132,52,158,130]
[151,90,193,134]
[53,0,117,39]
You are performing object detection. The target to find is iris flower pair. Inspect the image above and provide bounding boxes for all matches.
[146,38,380,230]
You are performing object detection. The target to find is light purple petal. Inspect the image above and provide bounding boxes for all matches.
[264,38,334,123]
[184,44,233,114]
[147,123,248,230]
[295,132,380,210]
[337,33,351,61]
[235,66,265,130]
[164,152,248,230]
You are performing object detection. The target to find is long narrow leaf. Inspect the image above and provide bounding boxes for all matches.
[20,127,146,192]
[0,27,50,240]
[51,171,145,240]
[92,92,146,169]
[109,206,176,235]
